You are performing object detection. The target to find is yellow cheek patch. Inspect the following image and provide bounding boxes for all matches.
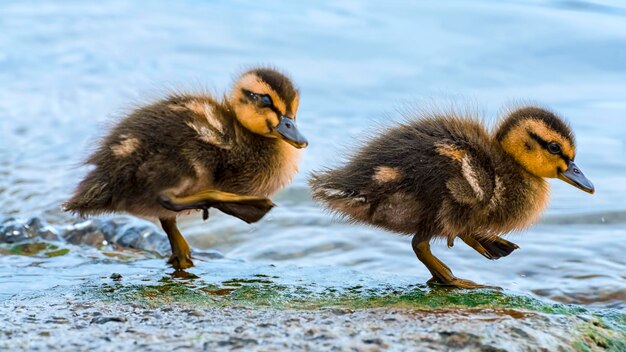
[522,153,558,178]
[237,105,272,135]
[501,119,575,178]
[266,113,279,128]
[435,143,466,161]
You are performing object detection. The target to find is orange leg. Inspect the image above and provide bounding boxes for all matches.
[158,190,275,224]
[412,236,500,289]
[160,217,194,270]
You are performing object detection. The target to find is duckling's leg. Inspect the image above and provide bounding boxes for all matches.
[159,218,194,270]
[158,190,275,224]
[460,235,519,260]
[412,236,498,289]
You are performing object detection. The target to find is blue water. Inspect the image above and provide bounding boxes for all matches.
[0,0,625,308]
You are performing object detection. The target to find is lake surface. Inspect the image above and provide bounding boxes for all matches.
[0,0,625,309]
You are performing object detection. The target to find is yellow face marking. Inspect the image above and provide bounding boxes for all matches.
[111,135,140,157]
[235,73,287,114]
[289,93,300,118]
[501,119,574,178]
[372,166,402,183]
[526,119,575,159]
[231,73,288,136]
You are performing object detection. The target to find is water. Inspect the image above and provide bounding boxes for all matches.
[0,0,625,309]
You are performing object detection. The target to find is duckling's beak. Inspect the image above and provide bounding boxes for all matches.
[274,116,308,149]
[558,161,594,194]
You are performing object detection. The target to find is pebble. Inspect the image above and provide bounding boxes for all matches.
[185,309,205,317]
[90,316,128,324]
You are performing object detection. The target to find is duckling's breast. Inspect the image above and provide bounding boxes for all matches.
[247,140,301,197]
[216,137,301,197]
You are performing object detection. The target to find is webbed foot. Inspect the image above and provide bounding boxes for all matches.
[480,237,519,259]
[460,235,519,260]
[413,236,502,290]
[160,218,195,270]
[158,190,275,223]
[168,251,194,270]
[427,276,501,290]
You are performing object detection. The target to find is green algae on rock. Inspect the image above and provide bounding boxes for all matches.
[3,242,70,258]
[1,216,624,351]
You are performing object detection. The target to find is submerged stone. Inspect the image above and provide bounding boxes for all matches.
[0,215,224,260]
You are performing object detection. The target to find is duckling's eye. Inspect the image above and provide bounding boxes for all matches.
[260,95,272,107]
[547,142,561,154]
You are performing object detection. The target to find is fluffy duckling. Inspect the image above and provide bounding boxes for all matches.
[65,67,308,270]
[310,106,593,289]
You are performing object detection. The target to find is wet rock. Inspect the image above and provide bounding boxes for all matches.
[510,327,529,338]
[27,218,61,241]
[110,221,164,253]
[110,273,122,281]
[63,219,107,246]
[216,337,259,348]
[329,308,354,315]
[440,331,481,348]
[184,309,205,317]
[0,217,60,243]
[0,216,224,259]
[45,316,70,324]
[438,331,506,352]
[362,338,388,347]
[90,316,128,324]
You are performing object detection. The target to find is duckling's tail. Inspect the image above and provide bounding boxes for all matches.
[308,170,369,222]
[63,172,113,217]
[309,170,348,201]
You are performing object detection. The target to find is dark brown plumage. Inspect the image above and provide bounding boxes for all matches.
[309,105,593,288]
[65,67,308,270]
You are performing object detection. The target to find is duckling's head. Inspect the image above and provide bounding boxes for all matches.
[230,67,308,148]
[496,106,594,194]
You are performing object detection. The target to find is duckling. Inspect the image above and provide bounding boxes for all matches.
[64,67,308,270]
[310,106,593,289]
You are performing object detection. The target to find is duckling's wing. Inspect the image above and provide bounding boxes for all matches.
[435,141,499,207]
[172,99,234,150]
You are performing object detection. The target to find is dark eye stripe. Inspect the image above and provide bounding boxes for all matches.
[241,88,288,120]
[242,89,256,100]
[527,131,570,163]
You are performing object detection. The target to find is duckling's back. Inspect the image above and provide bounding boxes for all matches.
[64,95,232,218]
[310,113,545,241]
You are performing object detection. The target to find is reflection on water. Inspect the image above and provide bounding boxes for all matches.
[0,0,624,309]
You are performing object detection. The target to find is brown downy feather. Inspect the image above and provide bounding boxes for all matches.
[65,67,302,221]
[309,106,572,244]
